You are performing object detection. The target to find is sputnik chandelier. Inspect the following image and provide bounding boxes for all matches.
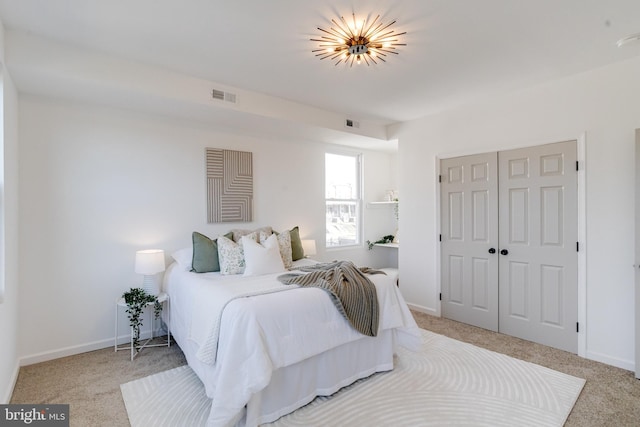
[311,13,406,66]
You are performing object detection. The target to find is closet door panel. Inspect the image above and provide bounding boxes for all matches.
[441,153,499,331]
[498,141,578,353]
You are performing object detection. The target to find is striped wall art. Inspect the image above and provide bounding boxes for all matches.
[206,148,253,223]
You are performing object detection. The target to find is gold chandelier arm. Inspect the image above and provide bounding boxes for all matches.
[362,14,380,39]
[339,15,358,41]
[331,18,352,40]
[371,30,399,42]
[376,48,400,55]
[317,26,348,43]
[368,20,397,40]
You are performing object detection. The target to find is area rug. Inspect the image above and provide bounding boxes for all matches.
[121,329,585,426]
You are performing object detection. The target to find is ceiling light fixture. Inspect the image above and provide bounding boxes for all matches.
[311,13,406,67]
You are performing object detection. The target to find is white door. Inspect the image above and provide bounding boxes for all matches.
[498,141,578,353]
[441,153,499,331]
[440,141,578,353]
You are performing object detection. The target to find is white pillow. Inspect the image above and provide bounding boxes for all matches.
[243,234,285,276]
[171,247,193,270]
[260,230,293,269]
[217,235,246,275]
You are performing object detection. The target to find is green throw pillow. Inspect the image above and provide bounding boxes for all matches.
[290,226,304,261]
[191,231,233,273]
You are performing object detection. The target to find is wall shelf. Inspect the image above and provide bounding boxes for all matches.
[367,201,398,208]
[374,243,399,249]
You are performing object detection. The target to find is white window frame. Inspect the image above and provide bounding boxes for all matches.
[325,151,363,249]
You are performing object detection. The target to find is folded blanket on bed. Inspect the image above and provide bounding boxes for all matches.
[278,260,382,336]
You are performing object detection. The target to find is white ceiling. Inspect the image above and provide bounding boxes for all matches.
[1,0,640,126]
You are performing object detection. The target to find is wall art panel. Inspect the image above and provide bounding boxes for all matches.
[206,148,253,222]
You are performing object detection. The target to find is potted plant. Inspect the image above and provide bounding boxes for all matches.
[122,287,162,350]
[366,234,396,250]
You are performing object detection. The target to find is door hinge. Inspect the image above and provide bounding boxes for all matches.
[576,242,579,252]
[439,293,442,301]
[576,161,579,171]
[439,234,442,242]
[438,174,442,183]
[576,322,579,333]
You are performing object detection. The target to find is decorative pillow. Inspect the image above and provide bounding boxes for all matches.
[243,234,285,276]
[172,247,193,270]
[191,231,233,273]
[261,230,292,268]
[217,232,256,275]
[231,226,273,242]
[289,226,305,261]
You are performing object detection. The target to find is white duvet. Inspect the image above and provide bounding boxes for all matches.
[164,260,421,427]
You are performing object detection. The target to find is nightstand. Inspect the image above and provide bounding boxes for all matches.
[114,292,171,360]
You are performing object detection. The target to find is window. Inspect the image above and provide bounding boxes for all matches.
[325,152,362,248]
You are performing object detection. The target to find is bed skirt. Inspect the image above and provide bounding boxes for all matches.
[239,329,395,426]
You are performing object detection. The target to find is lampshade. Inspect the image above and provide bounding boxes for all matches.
[135,249,165,275]
[301,239,317,257]
[135,249,165,296]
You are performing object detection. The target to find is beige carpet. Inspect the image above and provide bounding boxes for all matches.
[121,329,584,426]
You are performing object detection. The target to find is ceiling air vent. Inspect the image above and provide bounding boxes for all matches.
[211,89,237,104]
[345,118,360,129]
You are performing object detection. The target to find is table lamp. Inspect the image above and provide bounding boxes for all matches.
[301,240,317,258]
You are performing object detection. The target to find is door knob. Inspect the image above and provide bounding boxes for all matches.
[488,248,496,254]
[500,249,509,255]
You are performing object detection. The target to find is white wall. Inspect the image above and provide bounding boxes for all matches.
[392,55,640,370]
[0,21,21,403]
[17,95,397,363]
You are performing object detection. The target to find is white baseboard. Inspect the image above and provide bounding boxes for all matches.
[20,338,115,366]
[406,303,634,372]
[20,327,168,367]
[586,350,634,372]
[407,303,437,316]
[2,360,20,404]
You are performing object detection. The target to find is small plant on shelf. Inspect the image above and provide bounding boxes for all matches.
[367,234,396,250]
[122,287,162,349]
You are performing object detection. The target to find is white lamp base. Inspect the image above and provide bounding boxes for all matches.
[142,275,160,296]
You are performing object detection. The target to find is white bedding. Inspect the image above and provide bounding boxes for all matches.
[164,259,421,427]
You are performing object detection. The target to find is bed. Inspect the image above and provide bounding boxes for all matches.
[163,257,421,427]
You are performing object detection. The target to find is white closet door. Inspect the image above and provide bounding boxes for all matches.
[441,153,499,331]
[498,140,578,353]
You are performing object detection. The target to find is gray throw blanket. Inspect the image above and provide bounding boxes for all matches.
[277,260,384,337]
